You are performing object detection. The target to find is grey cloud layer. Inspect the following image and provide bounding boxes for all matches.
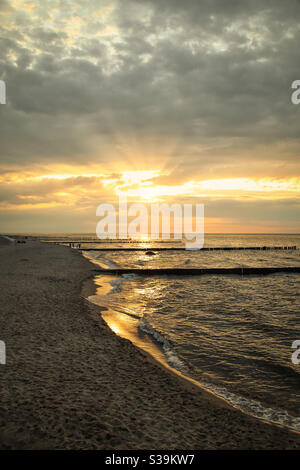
[0,0,300,177]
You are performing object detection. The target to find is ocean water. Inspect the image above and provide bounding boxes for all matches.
[40,233,300,430]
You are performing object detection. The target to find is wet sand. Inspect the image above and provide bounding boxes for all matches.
[0,239,299,449]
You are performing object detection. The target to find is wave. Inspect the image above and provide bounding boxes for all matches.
[88,294,142,320]
[83,251,120,269]
[138,317,189,373]
[109,278,123,293]
[102,258,120,269]
[108,273,142,293]
[136,318,300,432]
[199,380,300,432]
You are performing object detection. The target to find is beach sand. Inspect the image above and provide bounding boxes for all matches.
[0,239,299,450]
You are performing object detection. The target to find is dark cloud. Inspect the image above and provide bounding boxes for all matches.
[0,1,299,170]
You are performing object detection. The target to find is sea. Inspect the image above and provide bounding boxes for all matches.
[37,233,300,431]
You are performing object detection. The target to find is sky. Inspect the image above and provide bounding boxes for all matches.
[0,0,300,234]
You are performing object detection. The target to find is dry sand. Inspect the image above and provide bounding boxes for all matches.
[0,239,299,450]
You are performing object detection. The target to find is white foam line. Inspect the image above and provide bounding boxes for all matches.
[139,317,300,432]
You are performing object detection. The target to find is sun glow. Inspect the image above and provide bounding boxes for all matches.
[114,176,300,201]
[197,178,300,193]
[1,166,299,216]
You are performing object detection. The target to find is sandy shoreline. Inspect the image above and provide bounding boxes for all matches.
[0,240,299,449]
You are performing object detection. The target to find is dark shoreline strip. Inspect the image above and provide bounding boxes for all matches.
[79,246,297,251]
[93,267,300,275]
[40,240,182,244]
